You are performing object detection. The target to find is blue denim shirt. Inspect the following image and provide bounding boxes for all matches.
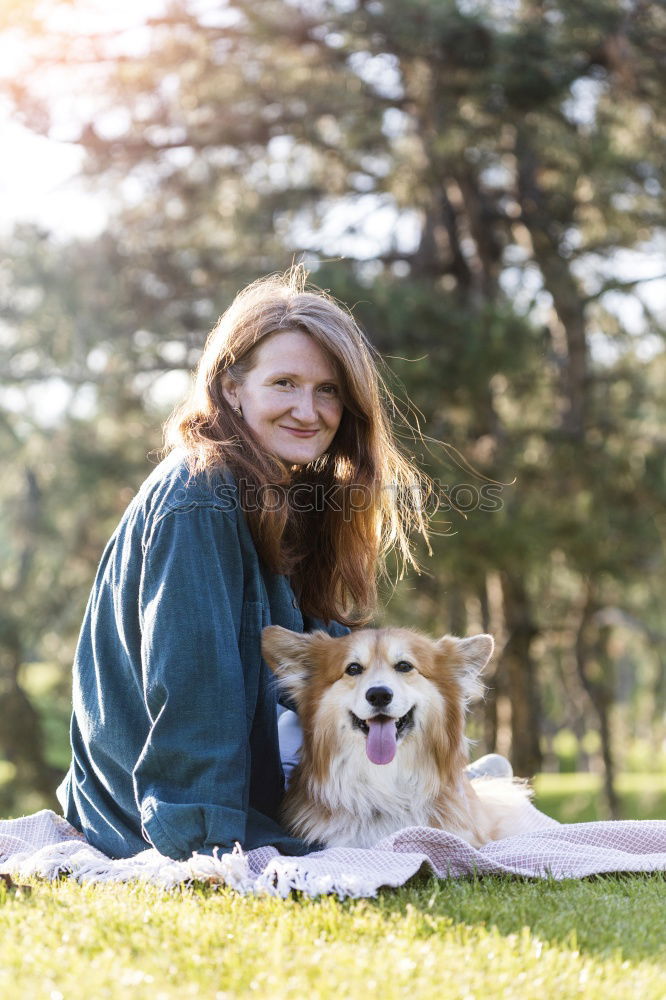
[57,451,348,860]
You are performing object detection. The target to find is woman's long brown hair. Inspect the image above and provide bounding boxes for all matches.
[164,266,431,626]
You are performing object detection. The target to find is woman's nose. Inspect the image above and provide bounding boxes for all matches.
[290,390,317,422]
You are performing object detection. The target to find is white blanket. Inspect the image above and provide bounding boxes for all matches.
[2,806,666,899]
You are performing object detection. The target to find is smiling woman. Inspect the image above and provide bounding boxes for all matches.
[56,264,434,863]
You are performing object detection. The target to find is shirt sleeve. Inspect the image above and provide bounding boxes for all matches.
[134,504,253,860]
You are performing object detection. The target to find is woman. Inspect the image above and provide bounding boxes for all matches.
[56,266,431,861]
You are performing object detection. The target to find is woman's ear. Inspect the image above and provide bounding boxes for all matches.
[221,374,240,410]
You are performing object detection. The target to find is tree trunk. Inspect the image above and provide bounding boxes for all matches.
[515,128,588,438]
[0,466,62,809]
[0,640,62,808]
[499,570,543,775]
[575,589,620,818]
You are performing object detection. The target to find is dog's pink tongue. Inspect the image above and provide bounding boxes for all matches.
[366,717,397,765]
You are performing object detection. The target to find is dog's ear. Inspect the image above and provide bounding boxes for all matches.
[261,626,319,705]
[455,633,494,701]
[436,633,494,703]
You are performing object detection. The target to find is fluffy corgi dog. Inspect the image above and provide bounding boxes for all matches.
[262,625,532,850]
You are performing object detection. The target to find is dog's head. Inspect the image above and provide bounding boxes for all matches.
[262,626,493,774]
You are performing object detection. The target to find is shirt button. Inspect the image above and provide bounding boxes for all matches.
[292,598,299,609]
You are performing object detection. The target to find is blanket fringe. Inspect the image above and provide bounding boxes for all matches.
[9,841,260,893]
[6,838,384,898]
[255,857,381,899]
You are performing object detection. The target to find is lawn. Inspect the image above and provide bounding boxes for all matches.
[2,773,665,1000]
[533,771,666,823]
[2,873,665,999]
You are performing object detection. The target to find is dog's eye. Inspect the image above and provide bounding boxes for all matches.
[345,662,364,676]
[395,660,414,673]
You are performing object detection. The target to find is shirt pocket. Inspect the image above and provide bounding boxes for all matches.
[238,600,265,726]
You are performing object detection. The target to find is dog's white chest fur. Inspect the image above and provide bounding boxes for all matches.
[292,741,447,849]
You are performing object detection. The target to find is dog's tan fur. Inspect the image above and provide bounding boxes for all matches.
[262,626,532,849]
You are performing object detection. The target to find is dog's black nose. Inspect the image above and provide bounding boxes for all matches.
[365,685,393,708]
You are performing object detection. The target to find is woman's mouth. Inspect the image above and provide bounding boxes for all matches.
[281,427,319,437]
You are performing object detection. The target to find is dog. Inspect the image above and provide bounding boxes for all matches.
[262,625,532,849]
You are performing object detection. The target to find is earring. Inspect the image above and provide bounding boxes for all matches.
[233,405,242,417]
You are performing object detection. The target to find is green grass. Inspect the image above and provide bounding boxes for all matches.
[533,772,666,823]
[1,873,666,999]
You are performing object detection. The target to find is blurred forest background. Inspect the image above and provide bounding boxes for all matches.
[0,0,664,821]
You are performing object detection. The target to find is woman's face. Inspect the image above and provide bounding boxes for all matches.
[222,329,345,465]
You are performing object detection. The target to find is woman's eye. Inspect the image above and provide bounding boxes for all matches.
[319,384,338,395]
[274,379,292,387]
[395,661,414,673]
[345,662,364,676]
